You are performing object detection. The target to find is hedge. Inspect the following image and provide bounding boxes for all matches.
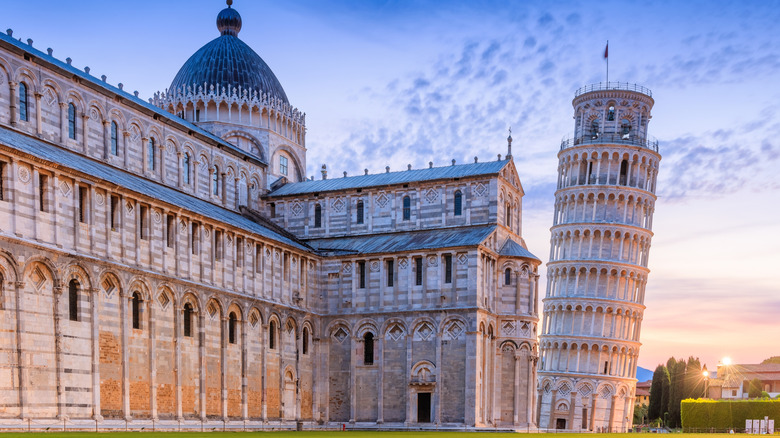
[681,398,780,431]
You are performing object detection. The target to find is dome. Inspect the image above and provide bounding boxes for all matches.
[169,3,289,104]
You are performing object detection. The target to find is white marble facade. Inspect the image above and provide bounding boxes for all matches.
[0,5,542,431]
[537,84,661,432]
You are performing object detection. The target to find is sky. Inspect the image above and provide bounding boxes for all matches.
[4,0,779,372]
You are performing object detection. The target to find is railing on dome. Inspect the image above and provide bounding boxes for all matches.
[560,133,659,152]
[150,83,306,125]
[574,82,653,98]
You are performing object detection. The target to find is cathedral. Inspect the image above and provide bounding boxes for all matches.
[0,3,544,431]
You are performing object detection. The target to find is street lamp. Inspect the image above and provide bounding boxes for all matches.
[702,365,709,398]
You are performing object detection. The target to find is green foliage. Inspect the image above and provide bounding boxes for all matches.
[648,364,669,421]
[748,378,762,398]
[666,357,687,427]
[761,391,770,399]
[681,399,780,431]
[634,402,649,425]
[761,356,780,364]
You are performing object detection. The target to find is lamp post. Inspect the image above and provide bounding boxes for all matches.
[702,366,709,399]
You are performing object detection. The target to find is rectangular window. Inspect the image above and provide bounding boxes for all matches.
[444,254,452,284]
[356,201,364,224]
[279,155,288,176]
[166,214,175,248]
[78,186,88,223]
[139,205,149,240]
[0,161,5,201]
[195,109,200,122]
[110,196,119,230]
[38,173,49,212]
[358,261,366,289]
[191,222,199,255]
[236,237,244,267]
[255,244,263,273]
[415,256,423,286]
[215,230,223,261]
[386,260,394,287]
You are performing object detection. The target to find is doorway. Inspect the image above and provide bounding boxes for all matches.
[283,370,296,420]
[556,418,567,429]
[417,392,431,423]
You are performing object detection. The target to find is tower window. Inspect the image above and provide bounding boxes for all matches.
[132,292,142,329]
[302,327,309,355]
[386,259,394,287]
[68,103,77,140]
[147,138,156,171]
[444,254,452,284]
[454,190,462,216]
[620,160,628,185]
[363,332,374,365]
[228,312,237,344]
[18,82,28,122]
[255,244,263,273]
[195,109,200,122]
[415,256,423,286]
[358,261,366,288]
[183,153,191,185]
[279,155,288,176]
[621,119,631,136]
[183,303,194,337]
[214,230,223,261]
[590,121,599,139]
[607,105,615,121]
[506,203,512,226]
[110,121,118,155]
[505,268,512,285]
[402,196,411,221]
[191,223,200,254]
[68,279,79,321]
[356,200,364,224]
[314,204,322,228]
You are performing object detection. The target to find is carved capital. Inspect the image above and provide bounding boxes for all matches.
[14,281,25,289]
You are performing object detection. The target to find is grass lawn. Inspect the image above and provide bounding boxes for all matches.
[0,433,770,438]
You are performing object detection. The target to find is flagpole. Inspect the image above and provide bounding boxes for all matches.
[606,40,609,85]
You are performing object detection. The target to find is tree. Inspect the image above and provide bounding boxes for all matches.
[761,356,780,364]
[748,378,762,398]
[634,402,648,425]
[684,356,703,399]
[648,364,669,420]
[666,357,687,428]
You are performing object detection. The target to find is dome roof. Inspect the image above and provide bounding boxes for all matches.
[169,4,289,104]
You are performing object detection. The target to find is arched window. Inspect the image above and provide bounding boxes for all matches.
[110,121,118,155]
[590,120,599,139]
[506,203,512,226]
[68,279,79,321]
[269,321,277,349]
[183,153,191,185]
[67,103,77,140]
[402,196,411,221]
[619,160,628,185]
[228,312,237,344]
[132,292,142,329]
[356,200,364,224]
[302,327,309,355]
[363,332,374,365]
[314,204,322,228]
[621,119,631,136]
[607,105,615,121]
[183,303,193,337]
[147,138,156,171]
[505,268,512,285]
[454,190,462,216]
[212,166,220,196]
[279,155,288,176]
[18,82,28,122]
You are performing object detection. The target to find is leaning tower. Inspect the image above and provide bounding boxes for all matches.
[537,83,660,432]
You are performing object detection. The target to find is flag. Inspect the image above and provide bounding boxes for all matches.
[604,42,608,59]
